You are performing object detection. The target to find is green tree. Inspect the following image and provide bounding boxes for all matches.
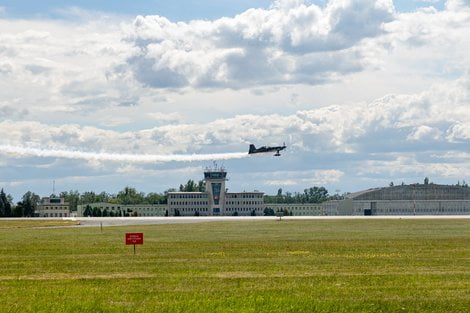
[13,202,24,217]
[92,207,102,217]
[179,180,198,192]
[83,205,92,216]
[80,191,98,205]
[264,208,275,216]
[117,187,145,205]
[0,189,12,217]
[22,191,39,217]
[145,192,166,204]
[0,191,4,217]
[197,180,205,192]
[60,190,80,211]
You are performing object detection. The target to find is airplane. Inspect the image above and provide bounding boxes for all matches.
[248,143,286,156]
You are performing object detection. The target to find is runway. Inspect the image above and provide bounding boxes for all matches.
[66,215,470,227]
[3,216,470,227]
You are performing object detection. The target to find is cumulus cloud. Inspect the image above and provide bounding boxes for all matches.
[0,0,468,119]
[122,0,395,89]
[264,169,344,186]
[1,74,469,157]
[407,125,442,141]
[446,0,470,10]
[358,153,470,177]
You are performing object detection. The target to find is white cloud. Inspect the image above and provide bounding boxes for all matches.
[264,169,344,186]
[122,0,395,88]
[358,153,470,177]
[0,74,469,157]
[407,125,442,141]
[2,0,470,198]
[147,112,182,124]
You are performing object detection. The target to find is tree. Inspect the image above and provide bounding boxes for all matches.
[265,186,330,204]
[179,180,198,192]
[0,190,4,217]
[389,182,394,187]
[80,191,98,205]
[116,187,145,205]
[83,205,92,217]
[13,202,24,217]
[264,208,275,216]
[145,192,166,204]
[60,190,80,211]
[92,207,102,217]
[22,191,39,217]
[0,189,12,217]
[197,180,205,192]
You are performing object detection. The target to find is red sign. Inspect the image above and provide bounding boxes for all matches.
[126,233,143,245]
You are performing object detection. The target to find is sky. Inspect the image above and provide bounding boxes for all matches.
[1,0,470,201]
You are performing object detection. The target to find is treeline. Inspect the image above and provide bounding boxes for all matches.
[1,182,338,217]
[0,180,200,216]
[264,187,340,204]
[0,189,39,217]
[59,187,168,211]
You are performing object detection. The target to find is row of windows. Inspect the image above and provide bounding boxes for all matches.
[268,207,322,211]
[226,201,263,205]
[173,208,209,212]
[378,208,470,213]
[42,206,68,210]
[226,194,263,199]
[170,194,208,199]
[95,207,161,211]
[43,213,68,217]
[226,208,262,212]
[170,201,209,206]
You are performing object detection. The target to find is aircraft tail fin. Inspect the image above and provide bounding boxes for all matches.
[249,144,256,153]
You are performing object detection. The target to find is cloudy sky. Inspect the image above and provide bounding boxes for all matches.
[1,0,470,201]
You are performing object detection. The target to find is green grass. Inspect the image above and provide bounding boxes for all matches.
[0,219,80,228]
[1,219,470,312]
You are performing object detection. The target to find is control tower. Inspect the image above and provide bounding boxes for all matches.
[204,163,227,216]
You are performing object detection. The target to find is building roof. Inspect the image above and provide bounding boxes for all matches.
[350,184,470,201]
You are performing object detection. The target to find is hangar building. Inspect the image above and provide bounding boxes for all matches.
[335,184,470,215]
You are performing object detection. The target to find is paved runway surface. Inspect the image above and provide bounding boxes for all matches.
[53,215,470,227]
[4,216,470,227]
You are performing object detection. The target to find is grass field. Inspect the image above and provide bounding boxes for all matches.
[0,219,80,229]
[1,219,470,312]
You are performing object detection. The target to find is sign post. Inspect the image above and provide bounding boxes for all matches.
[125,232,144,255]
[276,210,284,221]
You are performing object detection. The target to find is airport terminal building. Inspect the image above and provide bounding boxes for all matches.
[167,166,264,216]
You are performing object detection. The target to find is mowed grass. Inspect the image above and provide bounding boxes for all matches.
[1,219,470,312]
[0,219,80,229]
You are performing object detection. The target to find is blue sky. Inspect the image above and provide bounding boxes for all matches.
[1,0,446,19]
[0,0,469,201]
